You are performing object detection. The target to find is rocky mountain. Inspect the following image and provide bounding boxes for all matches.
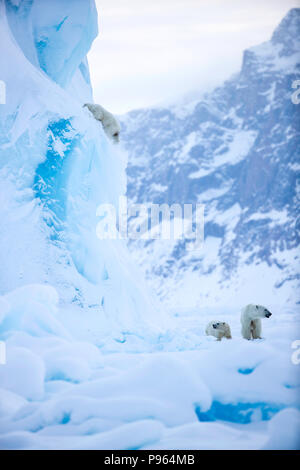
[120,9,300,312]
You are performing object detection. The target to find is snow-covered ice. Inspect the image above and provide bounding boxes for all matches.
[0,283,299,449]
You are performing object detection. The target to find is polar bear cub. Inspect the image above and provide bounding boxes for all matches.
[84,103,121,143]
[206,321,232,341]
[241,304,272,340]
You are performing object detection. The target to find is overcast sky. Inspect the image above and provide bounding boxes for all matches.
[88,0,300,114]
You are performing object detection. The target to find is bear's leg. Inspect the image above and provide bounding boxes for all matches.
[250,320,254,339]
[241,322,252,340]
[252,319,262,339]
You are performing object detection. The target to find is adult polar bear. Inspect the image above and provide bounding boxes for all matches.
[84,103,121,143]
[241,304,272,340]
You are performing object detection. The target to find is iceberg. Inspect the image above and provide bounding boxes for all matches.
[0,0,165,340]
[0,1,299,450]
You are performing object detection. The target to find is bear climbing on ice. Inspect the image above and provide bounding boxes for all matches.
[241,304,272,340]
[205,321,232,341]
[84,103,121,143]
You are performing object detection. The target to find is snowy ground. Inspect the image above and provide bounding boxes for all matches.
[0,284,299,450]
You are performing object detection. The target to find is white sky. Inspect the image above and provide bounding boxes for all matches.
[88,0,300,114]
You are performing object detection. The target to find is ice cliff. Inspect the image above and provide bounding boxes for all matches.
[0,0,164,341]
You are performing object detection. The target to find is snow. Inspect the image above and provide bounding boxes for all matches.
[215,131,257,166]
[174,132,199,164]
[150,182,168,193]
[0,1,299,450]
[207,203,242,231]
[246,13,300,75]
[263,408,300,450]
[189,130,257,179]
[0,283,299,449]
[247,209,290,227]
[143,421,265,450]
[196,184,232,202]
[0,346,45,400]
[140,251,300,313]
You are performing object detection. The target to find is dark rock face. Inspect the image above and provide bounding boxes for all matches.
[120,9,300,308]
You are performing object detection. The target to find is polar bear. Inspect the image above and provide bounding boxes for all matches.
[83,103,120,143]
[241,304,272,340]
[205,321,232,341]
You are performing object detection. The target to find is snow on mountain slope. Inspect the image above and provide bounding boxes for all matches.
[121,8,300,312]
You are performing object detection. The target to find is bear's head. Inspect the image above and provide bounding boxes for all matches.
[104,120,120,144]
[251,304,272,319]
[212,321,232,339]
[111,130,120,143]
